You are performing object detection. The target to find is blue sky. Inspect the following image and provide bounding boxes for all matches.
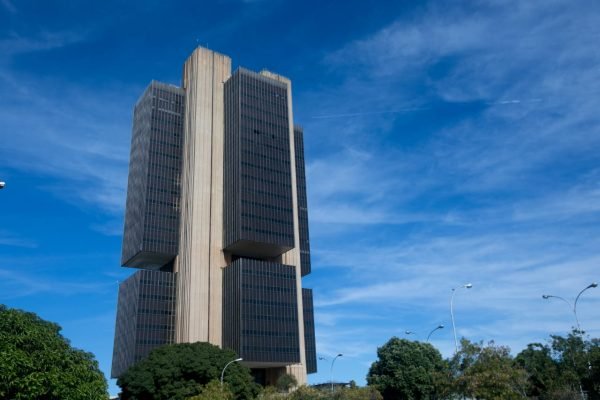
[2,0,600,395]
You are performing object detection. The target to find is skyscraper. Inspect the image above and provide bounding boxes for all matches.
[111,47,316,385]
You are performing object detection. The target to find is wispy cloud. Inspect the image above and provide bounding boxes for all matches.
[303,0,600,381]
[0,30,86,58]
[0,268,114,298]
[0,230,37,248]
[0,0,16,14]
[0,29,134,218]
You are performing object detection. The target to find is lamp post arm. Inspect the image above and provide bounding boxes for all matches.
[330,354,342,393]
[574,284,596,332]
[220,359,241,387]
[426,326,442,342]
[545,295,578,331]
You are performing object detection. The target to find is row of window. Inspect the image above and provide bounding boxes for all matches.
[146,211,178,221]
[242,329,297,338]
[140,293,175,301]
[137,323,174,331]
[242,173,291,188]
[141,279,175,287]
[242,226,294,239]
[241,161,289,176]
[149,150,181,161]
[151,127,181,138]
[243,314,297,322]
[143,238,178,247]
[147,187,179,196]
[147,199,178,207]
[241,114,288,131]
[242,187,290,201]
[241,199,292,213]
[149,162,179,172]
[241,213,293,227]
[137,339,170,345]
[144,225,178,234]
[138,308,174,316]
[239,79,286,96]
[242,149,290,165]
[242,137,288,153]
[241,267,295,280]
[242,298,296,306]
[240,100,288,119]
[241,283,295,294]
[242,345,299,353]
[148,174,179,184]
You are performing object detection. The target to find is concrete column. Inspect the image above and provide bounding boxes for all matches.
[175,47,231,345]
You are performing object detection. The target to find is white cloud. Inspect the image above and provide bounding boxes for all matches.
[306,0,600,384]
[0,230,37,248]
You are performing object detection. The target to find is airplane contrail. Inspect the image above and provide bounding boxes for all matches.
[487,98,543,105]
[311,106,428,119]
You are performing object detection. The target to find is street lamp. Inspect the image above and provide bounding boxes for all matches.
[575,282,598,332]
[405,330,415,336]
[427,325,444,343]
[220,357,243,387]
[542,282,598,332]
[0,181,5,189]
[450,283,472,354]
[542,282,597,400]
[330,353,343,393]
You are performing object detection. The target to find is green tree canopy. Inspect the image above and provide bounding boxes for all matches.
[0,304,108,400]
[366,337,450,400]
[276,372,299,392]
[515,342,562,398]
[450,339,528,400]
[117,342,259,400]
[332,386,383,400]
[188,380,234,400]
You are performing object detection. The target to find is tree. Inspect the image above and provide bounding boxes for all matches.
[276,373,298,392]
[548,331,600,399]
[117,342,259,400]
[515,342,562,398]
[450,339,528,400]
[289,385,328,400]
[0,304,108,400]
[188,380,234,400]
[366,337,450,400]
[332,386,383,400]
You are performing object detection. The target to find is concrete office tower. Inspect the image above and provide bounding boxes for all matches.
[111,270,176,378]
[112,47,316,385]
[112,82,184,378]
[121,81,185,270]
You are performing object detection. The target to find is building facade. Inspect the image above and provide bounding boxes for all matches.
[112,47,316,385]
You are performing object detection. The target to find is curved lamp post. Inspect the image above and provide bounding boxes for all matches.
[427,325,444,343]
[330,353,343,393]
[542,282,597,400]
[450,283,472,354]
[220,357,243,387]
[542,282,598,332]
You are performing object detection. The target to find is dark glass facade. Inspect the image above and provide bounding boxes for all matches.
[111,269,176,378]
[121,81,185,269]
[223,258,300,365]
[294,126,311,276]
[302,288,317,373]
[223,69,295,258]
